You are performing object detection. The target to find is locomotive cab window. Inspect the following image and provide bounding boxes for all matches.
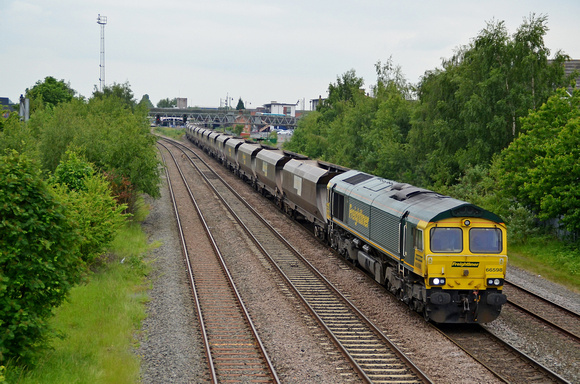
[430,227,462,253]
[469,228,502,253]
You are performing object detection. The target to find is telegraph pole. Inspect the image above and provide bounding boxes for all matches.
[97,14,107,92]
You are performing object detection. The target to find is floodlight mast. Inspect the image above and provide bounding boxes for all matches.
[97,14,107,92]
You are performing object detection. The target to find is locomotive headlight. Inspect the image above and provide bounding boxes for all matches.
[463,219,471,227]
[429,277,446,286]
[487,278,504,286]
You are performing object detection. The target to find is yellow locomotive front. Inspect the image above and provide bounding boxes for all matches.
[418,217,508,323]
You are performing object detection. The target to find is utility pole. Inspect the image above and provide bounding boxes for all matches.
[97,14,107,92]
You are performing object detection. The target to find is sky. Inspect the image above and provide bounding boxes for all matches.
[2,0,579,110]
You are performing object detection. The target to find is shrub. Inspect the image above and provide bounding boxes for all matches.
[0,151,83,364]
[51,157,128,265]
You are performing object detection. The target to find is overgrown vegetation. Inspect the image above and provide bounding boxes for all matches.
[0,151,83,364]
[0,79,161,369]
[154,126,185,139]
[2,200,153,383]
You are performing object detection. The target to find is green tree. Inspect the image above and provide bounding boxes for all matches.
[410,15,571,187]
[286,69,365,160]
[52,150,94,192]
[235,98,245,110]
[52,153,127,265]
[318,69,365,116]
[233,124,244,136]
[29,90,161,199]
[139,94,154,109]
[25,76,75,113]
[31,98,87,172]
[0,112,37,158]
[495,88,580,235]
[156,97,177,108]
[0,151,83,364]
[92,82,137,111]
[286,63,413,180]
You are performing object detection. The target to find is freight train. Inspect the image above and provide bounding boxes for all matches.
[185,125,508,323]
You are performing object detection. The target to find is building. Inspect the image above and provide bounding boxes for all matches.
[263,101,296,117]
[310,96,325,111]
[0,97,14,118]
[176,98,187,109]
[563,59,580,92]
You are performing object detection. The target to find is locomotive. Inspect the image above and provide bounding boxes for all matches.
[185,125,508,323]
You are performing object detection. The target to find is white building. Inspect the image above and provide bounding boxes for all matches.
[263,101,296,117]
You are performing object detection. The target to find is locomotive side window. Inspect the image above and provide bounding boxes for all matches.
[333,192,345,221]
[414,228,423,251]
[430,227,462,253]
[469,228,502,253]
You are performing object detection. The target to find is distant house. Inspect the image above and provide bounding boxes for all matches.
[263,101,296,117]
[234,111,251,137]
[563,59,580,92]
[0,97,14,118]
[310,96,325,111]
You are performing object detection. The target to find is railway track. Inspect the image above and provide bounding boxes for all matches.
[434,279,579,383]
[160,137,432,384]
[438,323,570,383]
[158,142,279,384]
[503,280,580,342]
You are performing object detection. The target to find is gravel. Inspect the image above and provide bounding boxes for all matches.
[138,171,209,383]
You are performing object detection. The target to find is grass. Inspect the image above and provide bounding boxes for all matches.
[154,126,185,139]
[3,199,156,384]
[508,236,580,293]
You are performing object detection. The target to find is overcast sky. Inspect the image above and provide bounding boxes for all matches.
[2,0,579,109]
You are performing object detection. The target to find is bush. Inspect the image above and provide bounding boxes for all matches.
[0,151,83,364]
[51,154,128,265]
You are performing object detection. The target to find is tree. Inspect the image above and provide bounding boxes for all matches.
[235,98,245,110]
[25,76,75,112]
[318,69,365,116]
[139,94,154,109]
[0,151,83,364]
[495,88,580,235]
[409,15,571,187]
[92,82,137,111]
[233,124,244,136]
[285,64,412,180]
[156,98,177,108]
[0,112,37,158]
[52,152,127,264]
[29,89,161,199]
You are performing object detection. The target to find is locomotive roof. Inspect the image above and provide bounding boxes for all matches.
[330,170,504,224]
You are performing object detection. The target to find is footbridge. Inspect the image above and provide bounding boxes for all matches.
[149,108,300,128]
